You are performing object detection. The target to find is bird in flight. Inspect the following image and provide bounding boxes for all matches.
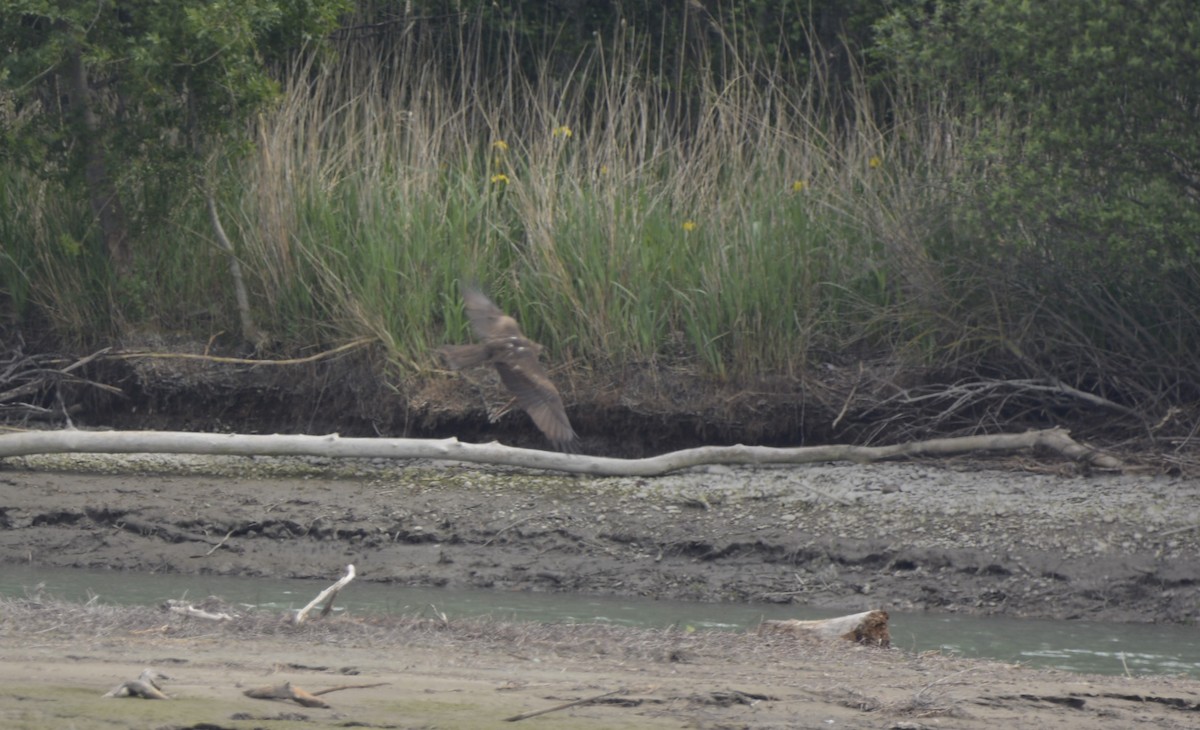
[439,286,578,452]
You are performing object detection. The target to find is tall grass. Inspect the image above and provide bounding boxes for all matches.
[220,14,955,379]
[0,13,956,375]
[4,10,1197,440]
[0,168,114,344]
[1,152,249,346]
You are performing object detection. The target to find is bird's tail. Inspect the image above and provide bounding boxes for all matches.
[437,344,490,370]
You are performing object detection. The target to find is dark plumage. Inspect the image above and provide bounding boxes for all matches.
[439,286,578,451]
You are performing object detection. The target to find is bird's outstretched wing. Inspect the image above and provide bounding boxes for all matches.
[492,350,578,452]
[462,287,522,340]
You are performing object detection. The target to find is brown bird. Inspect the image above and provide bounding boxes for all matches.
[439,286,578,451]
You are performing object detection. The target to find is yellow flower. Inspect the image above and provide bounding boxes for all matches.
[492,139,509,152]
[490,173,510,185]
[682,220,698,232]
[869,155,882,169]
[552,125,573,139]
[791,180,808,193]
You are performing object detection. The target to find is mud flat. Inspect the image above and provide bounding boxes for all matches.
[0,454,1197,624]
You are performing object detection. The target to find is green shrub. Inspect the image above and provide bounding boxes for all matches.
[874,0,1200,398]
[878,0,1200,264]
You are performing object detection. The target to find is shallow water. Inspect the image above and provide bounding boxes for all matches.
[2,564,1196,678]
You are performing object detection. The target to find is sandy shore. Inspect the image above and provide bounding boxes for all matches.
[1,597,1198,729]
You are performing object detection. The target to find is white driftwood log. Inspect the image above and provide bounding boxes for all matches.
[0,427,1120,476]
[759,609,891,646]
[294,564,356,624]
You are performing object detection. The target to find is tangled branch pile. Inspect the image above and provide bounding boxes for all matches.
[0,344,116,425]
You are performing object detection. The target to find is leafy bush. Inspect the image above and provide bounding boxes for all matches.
[877,0,1200,267]
[874,0,1200,403]
[0,0,350,284]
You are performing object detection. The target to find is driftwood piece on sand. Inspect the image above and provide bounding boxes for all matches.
[293,564,356,624]
[0,427,1120,476]
[104,668,172,699]
[759,609,891,647]
[243,680,389,708]
[244,681,329,708]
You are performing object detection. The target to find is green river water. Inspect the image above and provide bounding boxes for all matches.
[1,565,1195,678]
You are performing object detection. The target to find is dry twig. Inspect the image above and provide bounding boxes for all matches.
[503,688,624,722]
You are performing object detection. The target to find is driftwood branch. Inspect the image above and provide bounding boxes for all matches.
[861,377,1145,438]
[105,338,373,366]
[759,609,891,646]
[293,564,356,624]
[0,427,1122,476]
[244,681,329,708]
[243,680,388,707]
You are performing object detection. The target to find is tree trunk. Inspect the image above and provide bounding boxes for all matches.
[65,42,132,278]
[206,189,268,349]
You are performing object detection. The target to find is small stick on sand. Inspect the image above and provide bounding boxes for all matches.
[310,682,390,696]
[503,688,624,722]
[202,528,237,557]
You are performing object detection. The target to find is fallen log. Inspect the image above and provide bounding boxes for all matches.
[0,427,1121,477]
[759,609,891,647]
